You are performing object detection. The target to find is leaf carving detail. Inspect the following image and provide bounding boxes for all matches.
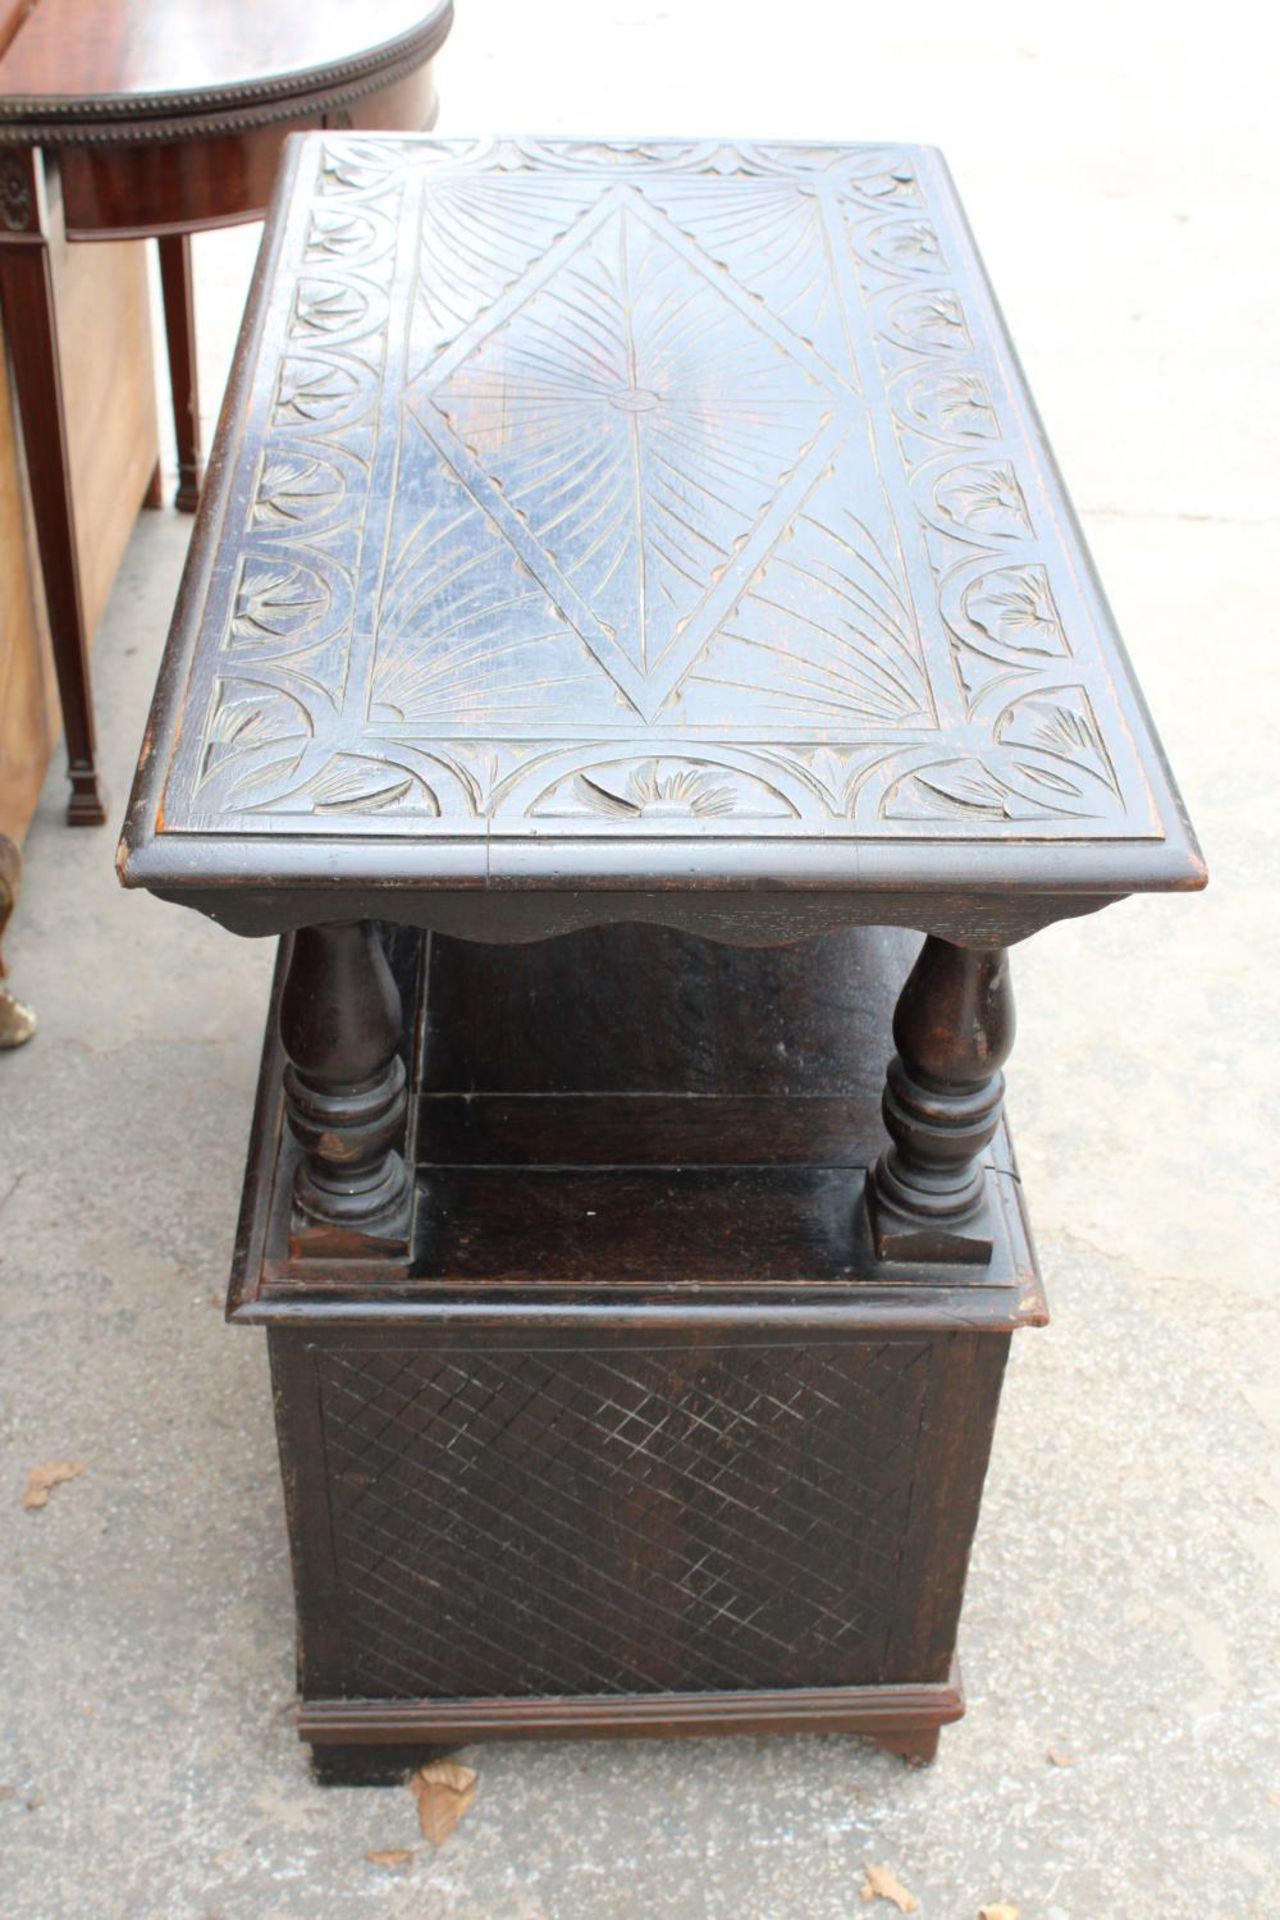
[274,358,361,425]
[253,457,344,527]
[573,764,738,819]
[306,211,378,259]
[294,281,368,334]
[903,373,998,441]
[914,763,1014,818]
[890,289,968,348]
[964,568,1066,654]
[231,562,331,642]
[305,756,435,815]
[934,462,1029,535]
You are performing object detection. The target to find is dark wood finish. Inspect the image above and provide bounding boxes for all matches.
[229,925,1045,1314]
[866,936,1014,1261]
[151,883,1126,951]
[243,926,1018,1777]
[279,922,411,1246]
[157,233,200,512]
[120,137,1205,1780]
[0,4,451,823]
[0,286,58,843]
[299,1670,966,1751]
[119,135,1205,931]
[0,0,451,119]
[0,193,157,844]
[305,1718,941,1781]
[309,1744,452,1787]
[52,65,442,240]
[0,154,104,824]
[280,1331,985,1702]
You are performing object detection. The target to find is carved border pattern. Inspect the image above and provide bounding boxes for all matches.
[839,173,1129,828]
[191,147,403,814]
[174,138,1155,841]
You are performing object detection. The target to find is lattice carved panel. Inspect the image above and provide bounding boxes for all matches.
[316,1339,932,1698]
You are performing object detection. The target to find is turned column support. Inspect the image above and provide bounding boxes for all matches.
[279,921,411,1247]
[865,935,1014,1265]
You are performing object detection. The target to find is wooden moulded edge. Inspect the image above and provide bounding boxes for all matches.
[0,6,455,137]
[299,1663,966,1747]
[118,830,1206,918]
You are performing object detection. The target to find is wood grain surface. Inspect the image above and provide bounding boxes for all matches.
[119,135,1205,937]
[0,0,452,121]
[233,923,1029,1773]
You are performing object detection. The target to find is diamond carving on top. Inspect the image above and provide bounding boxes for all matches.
[412,191,841,717]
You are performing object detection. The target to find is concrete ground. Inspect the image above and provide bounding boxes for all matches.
[2,3,1277,1914]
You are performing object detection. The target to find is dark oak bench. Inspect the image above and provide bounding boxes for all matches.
[119,134,1205,1778]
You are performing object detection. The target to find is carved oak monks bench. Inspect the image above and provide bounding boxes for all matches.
[117,134,1205,1781]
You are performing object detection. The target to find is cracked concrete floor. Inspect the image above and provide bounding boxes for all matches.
[2,2,1278,1915]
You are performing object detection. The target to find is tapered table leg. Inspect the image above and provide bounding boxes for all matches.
[157,232,202,513]
[0,153,106,827]
[865,935,1014,1264]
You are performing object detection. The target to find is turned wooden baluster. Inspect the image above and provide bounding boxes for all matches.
[865,936,1014,1264]
[279,921,411,1244]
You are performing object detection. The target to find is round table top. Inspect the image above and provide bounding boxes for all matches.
[0,0,453,139]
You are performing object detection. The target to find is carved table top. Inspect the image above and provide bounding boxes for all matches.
[119,135,1204,945]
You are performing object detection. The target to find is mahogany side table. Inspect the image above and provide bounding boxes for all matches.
[0,0,453,824]
[118,134,1205,1781]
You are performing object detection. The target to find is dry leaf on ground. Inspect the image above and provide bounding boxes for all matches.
[979,1905,1021,1920]
[1046,1744,1079,1768]
[408,1760,477,1845]
[860,1862,919,1912]
[366,1848,415,1868]
[21,1462,85,1511]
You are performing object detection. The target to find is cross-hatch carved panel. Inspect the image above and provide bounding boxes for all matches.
[317,1340,931,1697]
[163,136,1160,841]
